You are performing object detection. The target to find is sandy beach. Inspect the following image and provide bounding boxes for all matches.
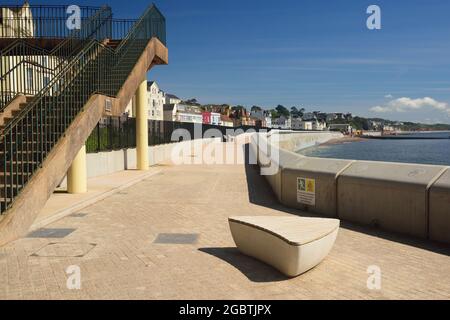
[319,136,366,146]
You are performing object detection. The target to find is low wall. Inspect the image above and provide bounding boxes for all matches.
[59,138,221,187]
[429,170,450,243]
[275,130,344,152]
[253,132,450,244]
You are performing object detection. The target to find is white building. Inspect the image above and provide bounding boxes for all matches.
[265,115,272,128]
[329,123,353,134]
[165,93,182,105]
[163,103,203,124]
[124,81,165,120]
[272,115,291,129]
[313,121,327,131]
[147,81,165,120]
[0,3,61,104]
[211,112,221,125]
[291,118,313,130]
[0,2,34,37]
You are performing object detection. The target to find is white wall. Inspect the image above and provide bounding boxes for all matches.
[58,138,221,187]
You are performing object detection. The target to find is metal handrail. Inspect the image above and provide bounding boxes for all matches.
[0,5,103,39]
[0,4,165,213]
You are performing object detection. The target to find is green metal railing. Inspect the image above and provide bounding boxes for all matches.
[86,116,136,153]
[0,4,166,213]
[86,117,271,153]
[0,6,115,112]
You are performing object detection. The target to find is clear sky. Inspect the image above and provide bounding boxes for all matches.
[20,0,450,123]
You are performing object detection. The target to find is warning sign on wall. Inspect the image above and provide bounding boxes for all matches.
[297,177,316,206]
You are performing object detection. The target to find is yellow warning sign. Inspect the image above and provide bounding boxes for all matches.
[306,179,315,193]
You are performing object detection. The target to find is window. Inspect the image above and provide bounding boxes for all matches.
[42,56,48,68]
[26,68,33,90]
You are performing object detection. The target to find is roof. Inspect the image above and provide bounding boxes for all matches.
[166,93,180,100]
[220,114,233,122]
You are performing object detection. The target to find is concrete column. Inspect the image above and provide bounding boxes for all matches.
[67,145,87,194]
[136,79,149,170]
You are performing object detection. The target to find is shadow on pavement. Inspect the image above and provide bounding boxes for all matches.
[198,247,288,282]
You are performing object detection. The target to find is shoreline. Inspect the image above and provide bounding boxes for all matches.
[296,135,365,154]
[320,136,366,146]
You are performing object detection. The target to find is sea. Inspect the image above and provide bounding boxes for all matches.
[299,131,450,166]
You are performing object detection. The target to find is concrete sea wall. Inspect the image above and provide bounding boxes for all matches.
[251,132,450,244]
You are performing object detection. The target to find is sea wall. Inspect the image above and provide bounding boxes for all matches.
[251,132,450,244]
[276,130,344,152]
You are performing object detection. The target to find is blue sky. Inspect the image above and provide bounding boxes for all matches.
[22,0,450,123]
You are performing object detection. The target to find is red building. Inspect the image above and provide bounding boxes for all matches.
[202,111,211,124]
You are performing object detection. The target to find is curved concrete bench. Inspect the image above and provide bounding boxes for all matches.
[228,216,339,277]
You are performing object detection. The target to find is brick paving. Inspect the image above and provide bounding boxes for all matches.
[1,150,450,299]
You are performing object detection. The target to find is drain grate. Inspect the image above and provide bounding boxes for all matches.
[30,242,96,257]
[153,233,199,244]
[27,228,76,239]
[69,213,88,218]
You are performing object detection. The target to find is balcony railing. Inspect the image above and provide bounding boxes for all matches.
[0,5,103,38]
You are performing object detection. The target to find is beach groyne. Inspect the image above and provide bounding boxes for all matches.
[251,131,450,245]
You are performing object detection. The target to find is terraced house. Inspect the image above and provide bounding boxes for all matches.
[0,3,168,245]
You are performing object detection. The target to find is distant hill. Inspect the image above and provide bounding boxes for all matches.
[330,116,450,131]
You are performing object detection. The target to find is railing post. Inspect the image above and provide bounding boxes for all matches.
[96,122,100,152]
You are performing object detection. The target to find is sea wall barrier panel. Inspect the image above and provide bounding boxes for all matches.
[337,161,446,238]
[253,133,300,201]
[254,132,343,204]
[429,169,450,243]
[257,131,450,244]
[282,157,353,217]
[256,134,283,201]
[277,132,343,152]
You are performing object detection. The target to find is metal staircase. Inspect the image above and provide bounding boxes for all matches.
[0,4,166,218]
[0,5,114,111]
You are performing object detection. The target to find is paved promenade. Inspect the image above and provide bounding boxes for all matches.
[1,142,450,299]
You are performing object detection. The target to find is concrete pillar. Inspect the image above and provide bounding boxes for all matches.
[136,79,149,170]
[67,145,87,194]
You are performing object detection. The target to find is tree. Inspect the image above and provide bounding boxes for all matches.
[251,105,262,112]
[290,106,299,117]
[231,105,246,118]
[298,107,305,118]
[269,109,279,118]
[275,105,290,118]
[185,98,198,105]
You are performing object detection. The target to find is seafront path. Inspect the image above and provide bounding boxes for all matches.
[0,138,449,299]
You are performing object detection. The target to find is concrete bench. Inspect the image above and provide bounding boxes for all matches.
[228,216,339,277]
